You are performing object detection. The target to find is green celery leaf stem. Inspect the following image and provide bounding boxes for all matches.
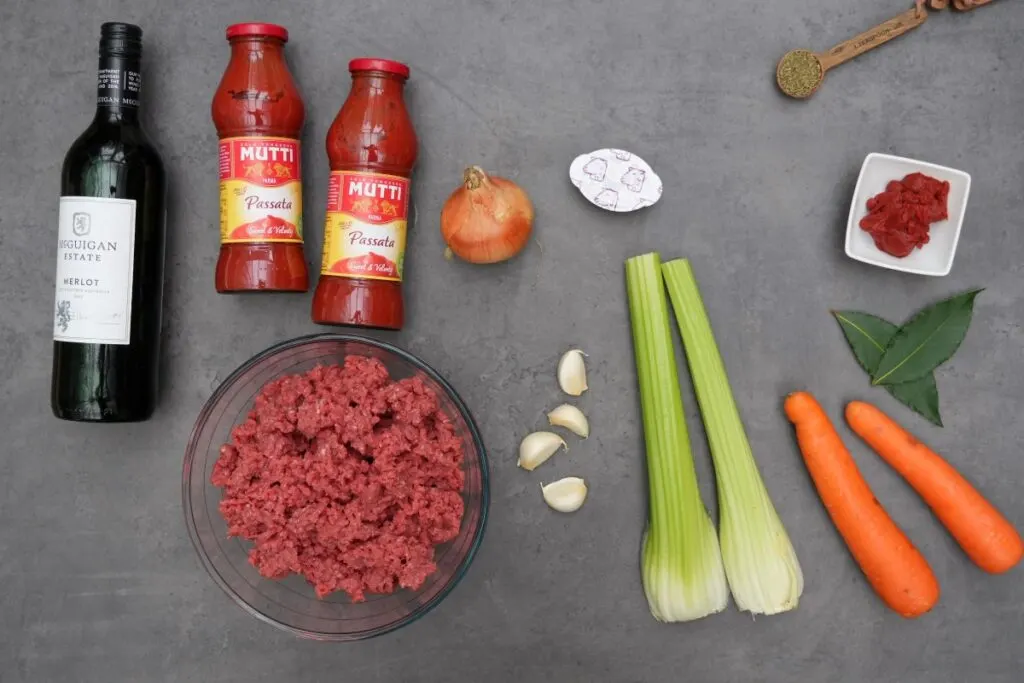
[662,258,803,615]
[625,252,728,621]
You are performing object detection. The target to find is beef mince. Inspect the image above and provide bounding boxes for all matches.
[211,356,465,601]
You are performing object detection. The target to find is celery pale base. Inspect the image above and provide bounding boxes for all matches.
[641,526,728,623]
[626,253,729,623]
[662,258,804,616]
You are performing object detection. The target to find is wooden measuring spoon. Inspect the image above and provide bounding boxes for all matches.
[777,7,928,99]
[922,0,995,10]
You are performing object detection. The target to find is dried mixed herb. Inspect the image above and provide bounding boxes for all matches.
[776,50,822,98]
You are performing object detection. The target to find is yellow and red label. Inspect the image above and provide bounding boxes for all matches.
[219,136,303,244]
[320,171,410,281]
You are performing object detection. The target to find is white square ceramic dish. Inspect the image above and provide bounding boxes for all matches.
[845,153,971,277]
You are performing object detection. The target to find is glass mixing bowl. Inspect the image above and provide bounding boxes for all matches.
[182,334,489,640]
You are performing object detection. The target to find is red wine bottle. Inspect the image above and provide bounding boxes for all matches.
[51,23,167,422]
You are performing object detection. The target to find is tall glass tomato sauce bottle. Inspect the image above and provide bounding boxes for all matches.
[211,23,307,292]
[312,58,418,329]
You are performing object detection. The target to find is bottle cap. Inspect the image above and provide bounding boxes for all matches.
[226,23,288,41]
[100,22,143,56]
[348,58,410,79]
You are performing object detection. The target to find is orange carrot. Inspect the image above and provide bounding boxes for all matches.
[784,392,939,618]
[846,400,1023,574]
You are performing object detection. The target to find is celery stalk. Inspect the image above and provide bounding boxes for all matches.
[662,258,803,615]
[625,252,729,622]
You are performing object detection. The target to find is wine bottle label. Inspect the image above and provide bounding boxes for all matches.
[219,137,303,244]
[53,197,136,345]
[320,171,409,281]
[97,60,141,109]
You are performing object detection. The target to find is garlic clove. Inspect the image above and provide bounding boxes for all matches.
[541,477,588,513]
[518,431,567,471]
[557,349,588,396]
[547,404,589,438]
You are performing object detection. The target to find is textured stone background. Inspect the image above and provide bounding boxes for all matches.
[2,0,1022,681]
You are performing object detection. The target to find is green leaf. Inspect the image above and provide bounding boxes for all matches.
[833,310,943,427]
[832,311,898,374]
[872,289,984,386]
[886,374,943,427]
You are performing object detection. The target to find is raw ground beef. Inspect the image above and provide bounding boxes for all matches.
[211,356,465,601]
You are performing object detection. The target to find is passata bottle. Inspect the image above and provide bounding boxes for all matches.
[212,23,307,292]
[312,58,418,329]
[51,23,167,422]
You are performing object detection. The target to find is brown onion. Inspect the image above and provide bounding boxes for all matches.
[440,166,534,264]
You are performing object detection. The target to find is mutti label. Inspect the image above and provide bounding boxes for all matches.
[219,136,303,244]
[321,171,411,281]
[327,172,409,223]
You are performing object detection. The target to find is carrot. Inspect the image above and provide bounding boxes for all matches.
[784,392,939,618]
[846,400,1023,574]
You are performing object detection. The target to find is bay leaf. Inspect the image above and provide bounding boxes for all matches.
[886,373,943,427]
[833,310,943,426]
[872,288,984,386]
[832,311,897,374]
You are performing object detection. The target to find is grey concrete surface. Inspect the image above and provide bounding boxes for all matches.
[2,0,1023,681]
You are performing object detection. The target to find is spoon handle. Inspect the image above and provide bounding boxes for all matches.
[818,7,928,72]
[921,0,994,9]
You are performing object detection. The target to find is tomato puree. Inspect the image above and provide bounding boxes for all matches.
[859,172,950,258]
[312,59,418,329]
[212,23,308,292]
[211,356,465,601]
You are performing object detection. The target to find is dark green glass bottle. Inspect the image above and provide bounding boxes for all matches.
[51,23,167,422]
